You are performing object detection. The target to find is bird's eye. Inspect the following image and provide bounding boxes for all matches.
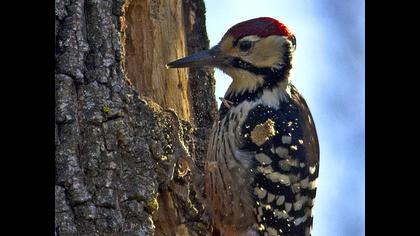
[239,40,252,52]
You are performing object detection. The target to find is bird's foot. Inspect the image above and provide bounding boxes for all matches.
[219,97,234,108]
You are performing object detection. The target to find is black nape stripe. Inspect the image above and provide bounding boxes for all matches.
[230,58,284,76]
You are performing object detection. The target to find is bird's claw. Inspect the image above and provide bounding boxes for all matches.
[219,97,234,108]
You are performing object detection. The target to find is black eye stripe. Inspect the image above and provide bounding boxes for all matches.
[239,40,252,52]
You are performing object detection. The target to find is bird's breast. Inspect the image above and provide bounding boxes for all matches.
[205,101,259,234]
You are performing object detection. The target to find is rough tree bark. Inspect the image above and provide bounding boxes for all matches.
[55,0,217,235]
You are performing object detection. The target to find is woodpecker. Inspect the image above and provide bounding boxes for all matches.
[167,17,319,236]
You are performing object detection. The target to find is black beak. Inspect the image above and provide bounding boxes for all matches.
[166,45,224,68]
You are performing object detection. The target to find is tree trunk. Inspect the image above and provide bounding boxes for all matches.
[55,0,217,235]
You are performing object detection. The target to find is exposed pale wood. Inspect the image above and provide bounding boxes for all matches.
[124,0,191,120]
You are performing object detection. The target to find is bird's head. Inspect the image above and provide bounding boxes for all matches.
[167,17,296,98]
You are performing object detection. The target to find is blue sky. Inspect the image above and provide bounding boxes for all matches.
[203,0,365,235]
